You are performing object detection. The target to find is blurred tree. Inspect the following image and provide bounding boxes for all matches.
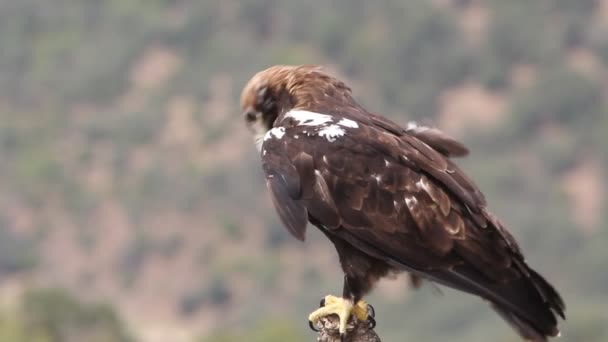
[200,319,306,342]
[0,216,37,274]
[17,288,135,342]
[510,67,602,136]
[0,1,607,341]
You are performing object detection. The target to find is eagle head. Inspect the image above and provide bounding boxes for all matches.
[241,65,318,136]
[240,65,353,147]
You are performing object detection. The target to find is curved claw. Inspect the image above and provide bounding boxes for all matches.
[367,303,375,318]
[309,320,321,332]
[367,315,376,329]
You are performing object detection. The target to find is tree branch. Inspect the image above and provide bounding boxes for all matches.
[315,315,381,342]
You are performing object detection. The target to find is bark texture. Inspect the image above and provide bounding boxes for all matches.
[315,315,381,342]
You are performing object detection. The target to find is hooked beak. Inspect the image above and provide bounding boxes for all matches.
[243,107,261,131]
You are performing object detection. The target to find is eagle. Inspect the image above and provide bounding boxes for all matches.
[241,65,565,341]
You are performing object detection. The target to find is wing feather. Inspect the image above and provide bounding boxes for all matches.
[266,176,308,241]
[293,152,316,199]
[260,116,563,339]
[406,126,469,157]
[307,170,341,229]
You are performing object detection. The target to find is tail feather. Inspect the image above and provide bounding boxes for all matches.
[421,263,564,341]
[492,304,551,342]
[471,265,564,340]
[528,268,565,319]
[486,269,562,338]
[339,228,566,340]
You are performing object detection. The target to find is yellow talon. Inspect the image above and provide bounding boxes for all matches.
[308,295,370,335]
[353,299,370,321]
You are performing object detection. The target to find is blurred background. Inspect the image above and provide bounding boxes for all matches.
[0,0,606,341]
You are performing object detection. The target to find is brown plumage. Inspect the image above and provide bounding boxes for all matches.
[241,65,565,341]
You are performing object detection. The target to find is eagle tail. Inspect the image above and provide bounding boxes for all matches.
[488,268,564,341]
[459,265,564,341]
[424,264,564,341]
[340,231,565,340]
[491,303,551,342]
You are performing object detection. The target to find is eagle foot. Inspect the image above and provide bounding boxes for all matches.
[308,295,375,335]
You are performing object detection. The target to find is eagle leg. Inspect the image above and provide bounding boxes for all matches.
[308,274,377,337]
[308,295,372,337]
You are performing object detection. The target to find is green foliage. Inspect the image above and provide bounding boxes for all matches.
[219,216,242,241]
[550,0,598,47]
[265,219,289,249]
[179,274,231,317]
[510,67,602,135]
[0,1,607,342]
[207,276,231,306]
[178,284,207,317]
[0,218,38,274]
[315,0,472,117]
[477,2,555,88]
[13,288,135,342]
[0,315,44,342]
[119,232,192,287]
[119,234,151,288]
[200,319,307,342]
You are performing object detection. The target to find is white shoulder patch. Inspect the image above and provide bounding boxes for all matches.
[285,109,359,143]
[406,121,429,132]
[286,110,332,126]
[337,118,359,128]
[264,127,286,141]
[318,125,346,142]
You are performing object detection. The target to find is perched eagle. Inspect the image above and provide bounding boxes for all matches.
[241,65,565,341]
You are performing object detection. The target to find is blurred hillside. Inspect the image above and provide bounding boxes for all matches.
[0,0,607,341]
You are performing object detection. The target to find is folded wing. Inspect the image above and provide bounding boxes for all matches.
[261,118,564,341]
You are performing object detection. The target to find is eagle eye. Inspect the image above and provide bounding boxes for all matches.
[256,86,268,104]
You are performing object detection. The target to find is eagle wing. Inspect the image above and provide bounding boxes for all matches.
[261,117,564,339]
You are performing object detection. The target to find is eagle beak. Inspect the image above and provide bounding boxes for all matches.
[243,108,262,131]
[243,107,256,121]
[243,109,256,122]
